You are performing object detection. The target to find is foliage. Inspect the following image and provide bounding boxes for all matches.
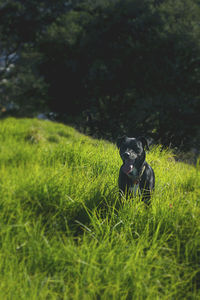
[0,0,200,149]
[0,0,68,112]
[0,117,200,298]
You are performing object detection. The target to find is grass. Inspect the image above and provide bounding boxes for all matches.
[0,117,200,299]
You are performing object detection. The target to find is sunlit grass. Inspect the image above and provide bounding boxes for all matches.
[0,117,200,299]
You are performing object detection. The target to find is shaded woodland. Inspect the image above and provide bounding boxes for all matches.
[0,0,200,150]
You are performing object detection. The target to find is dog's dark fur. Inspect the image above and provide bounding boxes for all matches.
[117,136,155,204]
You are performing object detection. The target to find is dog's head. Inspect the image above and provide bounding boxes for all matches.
[117,136,149,177]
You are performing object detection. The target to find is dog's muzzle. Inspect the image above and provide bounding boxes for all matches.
[121,151,137,175]
[121,159,134,175]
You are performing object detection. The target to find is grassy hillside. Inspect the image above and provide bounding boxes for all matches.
[0,117,200,299]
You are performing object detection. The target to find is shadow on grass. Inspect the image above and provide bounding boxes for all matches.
[69,189,120,237]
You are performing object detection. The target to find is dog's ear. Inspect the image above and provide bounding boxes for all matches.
[117,135,126,149]
[137,136,149,151]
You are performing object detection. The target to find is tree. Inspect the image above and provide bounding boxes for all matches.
[0,0,69,113]
[0,0,200,149]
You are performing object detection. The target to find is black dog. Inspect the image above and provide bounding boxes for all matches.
[117,136,155,204]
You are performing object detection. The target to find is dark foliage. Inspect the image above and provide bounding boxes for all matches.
[0,0,200,150]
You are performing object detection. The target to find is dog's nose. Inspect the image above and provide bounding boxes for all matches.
[123,152,130,159]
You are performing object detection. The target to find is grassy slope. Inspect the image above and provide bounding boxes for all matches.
[0,117,200,299]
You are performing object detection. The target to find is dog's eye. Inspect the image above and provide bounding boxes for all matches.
[133,145,142,154]
[130,142,140,153]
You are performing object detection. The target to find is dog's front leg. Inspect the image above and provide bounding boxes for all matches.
[118,168,132,199]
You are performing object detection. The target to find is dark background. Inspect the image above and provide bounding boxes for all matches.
[0,0,200,155]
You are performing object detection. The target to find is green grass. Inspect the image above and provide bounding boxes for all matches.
[0,117,200,299]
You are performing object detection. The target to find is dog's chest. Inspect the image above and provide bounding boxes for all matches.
[129,184,140,196]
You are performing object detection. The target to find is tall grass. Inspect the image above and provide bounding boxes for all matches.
[0,117,200,299]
